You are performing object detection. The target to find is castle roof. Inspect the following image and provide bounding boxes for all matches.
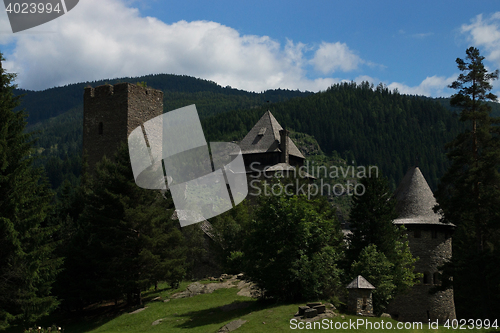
[238,110,305,159]
[347,275,375,289]
[393,166,453,226]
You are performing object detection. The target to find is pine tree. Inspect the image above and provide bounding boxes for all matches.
[0,53,61,329]
[435,47,500,318]
[347,175,400,260]
[347,175,419,310]
[71,143,189,306]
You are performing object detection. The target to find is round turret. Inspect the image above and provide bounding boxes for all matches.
[387,167,456,323]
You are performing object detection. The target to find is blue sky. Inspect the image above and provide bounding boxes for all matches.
[1,0,500,97]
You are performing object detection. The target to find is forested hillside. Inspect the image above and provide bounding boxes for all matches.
[15,73,311,124]
[202,82,466,189]
[24,78,467,193]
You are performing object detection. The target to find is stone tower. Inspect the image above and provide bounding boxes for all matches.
[83,82,163,172]
[347,275,376,316]
[387,166,456,323]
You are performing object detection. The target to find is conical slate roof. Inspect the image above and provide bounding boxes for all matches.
[238,110,304,159]
[393,166,450,225]
[347,275,375,289]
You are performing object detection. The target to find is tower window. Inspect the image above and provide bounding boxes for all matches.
[362,297,367,310]
[414,229,421,238]
[423,272,431,284]
[432,230,438,239]
[98,122,103,135]
[433,272,441,285]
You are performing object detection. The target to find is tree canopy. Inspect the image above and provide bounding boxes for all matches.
[0,53,61,329]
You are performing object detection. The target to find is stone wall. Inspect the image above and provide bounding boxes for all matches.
[83,83,163,172]
[387,225,456,323]
[347,289,373,316]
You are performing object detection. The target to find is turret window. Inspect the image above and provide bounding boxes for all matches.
[423,272,431,284]
[433,272,441,285]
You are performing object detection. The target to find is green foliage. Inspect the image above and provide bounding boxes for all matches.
[53,144,193,309]
[0,53,61,329]
[347,175,400,261]
[241,191,345,301]
[435,47,500,319]
[208,199,252,274]
[21,76,467,197]
[203,81,466,190]
[15,74,311,125]
[350,245,396,315]
[347,175,419,314]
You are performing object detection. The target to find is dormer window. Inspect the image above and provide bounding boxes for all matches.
[258,127,266,136]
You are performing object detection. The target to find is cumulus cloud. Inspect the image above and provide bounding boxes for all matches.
[0,0,373,92]
[461,12,500,65]
[310,41,362,74]
[387,75,456,97]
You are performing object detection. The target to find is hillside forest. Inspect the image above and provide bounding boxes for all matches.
[1,47,500,330]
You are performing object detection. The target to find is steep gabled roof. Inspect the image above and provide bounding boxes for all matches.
[393,166,452,226]
[238,110,305,159]
[347,275,375,289]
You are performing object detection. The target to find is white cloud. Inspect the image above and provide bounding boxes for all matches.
[461,12,500,65]
[387,75,456,97]
[310,41,362,74]
[0,0,373,93]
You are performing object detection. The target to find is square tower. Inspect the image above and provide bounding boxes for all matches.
[83,82,163,172]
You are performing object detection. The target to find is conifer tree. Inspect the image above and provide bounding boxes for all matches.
[347,175,418,309]
[71,143,188,306]
[0,53,61,329]
[347,175,400,260]
[435,47,500,318]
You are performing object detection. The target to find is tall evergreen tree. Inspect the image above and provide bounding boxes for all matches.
[347,175,400,260]
[60,144,189,307]
[347,175,418,310]
[435,47,500,318]
[0,53,61,329]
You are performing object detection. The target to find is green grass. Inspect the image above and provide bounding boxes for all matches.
[8,281,500,332]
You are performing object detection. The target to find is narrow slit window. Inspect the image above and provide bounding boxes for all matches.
[423,272,431,284]
[98,122,103,135]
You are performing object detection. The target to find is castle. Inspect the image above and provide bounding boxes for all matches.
[82,82,456,323]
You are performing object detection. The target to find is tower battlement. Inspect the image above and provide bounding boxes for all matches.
[83,82,163,172]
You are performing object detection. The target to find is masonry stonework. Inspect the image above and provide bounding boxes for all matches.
[347,289,374,316]
[387,166,456,324]
[387,226,455,323]
[83,83,163,172]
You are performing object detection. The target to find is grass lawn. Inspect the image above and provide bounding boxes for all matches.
[9,280,499,333]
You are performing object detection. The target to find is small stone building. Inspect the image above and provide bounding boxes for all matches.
[347,275,375,316]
